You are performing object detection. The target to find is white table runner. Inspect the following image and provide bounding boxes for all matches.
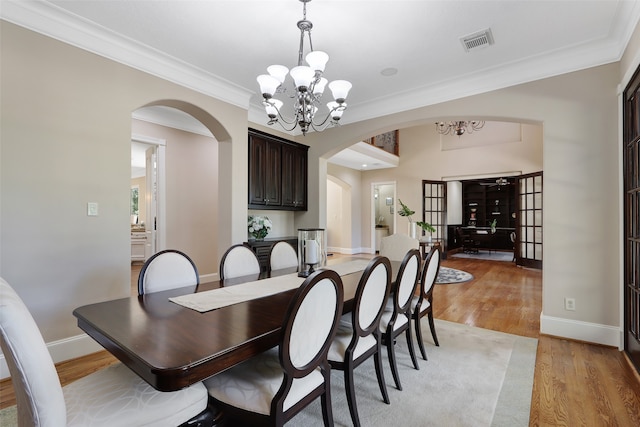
[169,259,371,312]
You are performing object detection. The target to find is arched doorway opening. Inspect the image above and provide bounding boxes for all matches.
[130,101,231,288]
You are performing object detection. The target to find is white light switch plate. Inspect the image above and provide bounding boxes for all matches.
[87,202,98,216]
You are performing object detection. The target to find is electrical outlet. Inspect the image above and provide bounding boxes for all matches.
[564,297,576,311]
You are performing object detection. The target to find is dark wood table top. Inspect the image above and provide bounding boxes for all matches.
[73,258,394,392]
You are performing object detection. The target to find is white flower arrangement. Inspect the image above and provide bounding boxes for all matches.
[248,215,272,240]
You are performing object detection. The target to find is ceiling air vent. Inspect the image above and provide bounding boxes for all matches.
[460,28,494,53]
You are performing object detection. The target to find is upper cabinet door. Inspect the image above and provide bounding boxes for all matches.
[248,129,307,211]
[281,144,308,210]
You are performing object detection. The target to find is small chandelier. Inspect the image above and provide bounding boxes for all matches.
[256,0,352,135]
[435,121,485,136]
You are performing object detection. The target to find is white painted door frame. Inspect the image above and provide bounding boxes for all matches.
[371,181,396,254]
[132,134,166,258]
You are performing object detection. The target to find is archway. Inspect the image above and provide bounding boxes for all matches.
[130,101,232,284]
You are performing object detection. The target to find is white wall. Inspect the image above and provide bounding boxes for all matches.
[327,163,362,253]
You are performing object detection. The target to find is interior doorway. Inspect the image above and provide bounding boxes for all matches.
[326,175,352,254]
[372,182,396,253]
[131,135,166,263]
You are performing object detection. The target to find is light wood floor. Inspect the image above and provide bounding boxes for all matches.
[2,254,640,426]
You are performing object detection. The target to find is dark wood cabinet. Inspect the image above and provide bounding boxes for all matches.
[248,129,308,211]
[281,144,307,209]
[462,179,516,229]
[248,132,281,207]
[458,178,516,251]
[245,237,298,272]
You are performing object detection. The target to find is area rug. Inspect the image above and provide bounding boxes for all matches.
[0,321,537,427]
[436,266,474,284]
[295,319,537,426]
[452,251,514,262]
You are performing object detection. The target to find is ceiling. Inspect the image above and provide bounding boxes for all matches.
[4,0,639,170]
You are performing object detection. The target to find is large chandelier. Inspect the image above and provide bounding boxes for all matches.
[256,0,352,135]
[435,121,485,136]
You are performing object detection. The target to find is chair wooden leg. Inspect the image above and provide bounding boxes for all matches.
[427,311,439,347]
[178,403,218,427]
[373,350,390,404]
[385,335,402,391]
[414,314,428,361]
[320,383,335,427]
[344,364,360,427]
[405,327,420,370]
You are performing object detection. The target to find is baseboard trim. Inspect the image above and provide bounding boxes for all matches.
[326,247,373,255]
[1,333,103,380]
[540,313,621,347]
[200,273,218,283]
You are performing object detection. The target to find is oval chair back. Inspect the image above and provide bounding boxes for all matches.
[412,246,442,360]
[268,241,298,272]
[219,244,261,281]
[138,249,199,295]
[205,269,344,426]
[327,256,392,426]
[379,248,421,390]
[379,233,419,262]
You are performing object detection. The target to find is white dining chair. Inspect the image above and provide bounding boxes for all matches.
[379,248,421,390]
[379,233,419,261]
[219,244,261,281]
[327,256,392,427]
[0,277,212,427]
[137,249,199,295]
[411,245,441,360]
[268,241,298,271]
[204,269,344,426]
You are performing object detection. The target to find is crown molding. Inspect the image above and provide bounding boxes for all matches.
[0,0,254,110]
[341,0,640,125]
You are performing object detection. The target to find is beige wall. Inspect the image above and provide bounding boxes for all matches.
[299,63,620,345]
[0,21,247,358]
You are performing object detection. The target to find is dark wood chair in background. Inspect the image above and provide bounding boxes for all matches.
[456,227,479,254]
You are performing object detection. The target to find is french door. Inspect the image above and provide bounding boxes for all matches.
[422,180,447,253]
[515,172,543,269]
[623,65,640,372]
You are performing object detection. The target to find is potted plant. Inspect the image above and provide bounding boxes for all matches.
[248,215,272,241]
[416,221,436,242]
[398,199,417,238]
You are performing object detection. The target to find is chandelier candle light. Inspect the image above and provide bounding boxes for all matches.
[257,0,352,135]
[435,120,485,136]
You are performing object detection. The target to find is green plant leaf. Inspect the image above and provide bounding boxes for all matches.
[417,221,436,233]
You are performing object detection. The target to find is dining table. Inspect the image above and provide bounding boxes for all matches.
[73,258,400,392]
